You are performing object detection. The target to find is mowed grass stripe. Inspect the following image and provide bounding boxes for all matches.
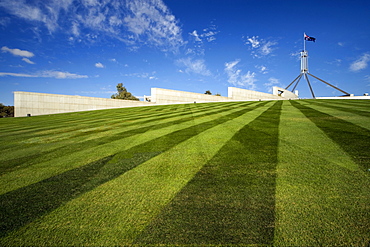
[275,100,370,246]
[0,102,274,246]
[135,101,283,246]
[0,102,264,236]
[291,100,370,172]
[0,103,207,142]
[311,100,370,117]
[0,102,227,147]
[0,101,259,195]
[316,99,370,110]
[300,100,370,131]
[0,102,245,174]
[0,102,240,153]
[0,104,204,156]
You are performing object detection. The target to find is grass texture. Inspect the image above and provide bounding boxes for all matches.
[0,100,369,246]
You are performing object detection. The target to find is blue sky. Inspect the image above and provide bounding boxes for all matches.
[1,0,370,105]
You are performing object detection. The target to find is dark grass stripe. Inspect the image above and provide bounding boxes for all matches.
[0,102,253,175]
[0,101,268,238]
[0,104,191,139]
[316,99,370,109]
[291,100,370,172]
[309,100,370,117]
[0,104,195,137]
[135,101,282,246]
[0,102,240,149]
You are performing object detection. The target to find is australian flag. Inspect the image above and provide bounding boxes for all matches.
[304,33,316,42]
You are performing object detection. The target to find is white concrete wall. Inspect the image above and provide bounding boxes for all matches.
[14,91,154,117]
[272,86,299,99]
[151,88,231,104]
[228,87,280,100]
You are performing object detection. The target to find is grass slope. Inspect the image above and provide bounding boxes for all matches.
[0,100,369,246]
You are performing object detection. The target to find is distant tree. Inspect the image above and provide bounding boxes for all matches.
[111,83,139,101]
[215,93,221,96]
[204,90,212,95]
[0,103,14,117]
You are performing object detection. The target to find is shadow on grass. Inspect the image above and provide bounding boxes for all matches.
[135,101,282,246]
[0,102,246,175]
[291,101,370,173]
[310,100,370,118]
[0,101,268,238]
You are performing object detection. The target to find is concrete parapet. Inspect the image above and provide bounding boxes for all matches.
[228,86,298,100]
[272,86,299,99]
[151,88,230,104]
[14,91,154,117]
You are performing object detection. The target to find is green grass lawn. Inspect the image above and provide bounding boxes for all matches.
[0,100,369,246]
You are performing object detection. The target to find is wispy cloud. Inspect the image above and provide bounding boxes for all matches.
[122,0,184,51]
[95,62,105,68]
[350,53,370,72]
[22,58,35,64]
[224,59,257,90]
[176,57,212,76]
[187,24,219,55]
[244,36,277,57]
[256,65,268,74]
[123,71,158,80]
[1,46,34,57]
[246,36,260,48]
[0,70,88,79]
[264,77,281,92]
[0,0,184,52]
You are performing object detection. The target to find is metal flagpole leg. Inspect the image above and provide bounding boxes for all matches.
[285,73,303,90]
[292,74,304,92]
[308,73,350,96]
[304,73,315,98]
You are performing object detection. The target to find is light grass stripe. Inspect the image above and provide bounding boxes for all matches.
[274,100,370,246]
[0,102,257,195]
[317,99,370,110]
[0,102,274,246]
[0,102,242,163]
[302,101,370,131]
[314,100,370,113]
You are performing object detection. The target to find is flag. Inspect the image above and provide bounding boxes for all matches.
[304,33,316,42]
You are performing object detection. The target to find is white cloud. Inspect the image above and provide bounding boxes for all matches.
[22,58,35,64]
[224,59,257,90]
[246,36,260,48]
[0,0,72,32]
[190,30,202,42]
[40,71,88,79]
[0,0,184,52]
[187,24,219,55]
[256,65,268,74]
[0,70,88,79]
[260,41,276,56]
[123,0,184,51]
[0,72,37,78]
[264,77,281,92]
[1,46,34,57]
[176,57,212,76]
[244,36,277,57]
[95,62,105,68]
[123,71,158,80]
[350,53,370,72]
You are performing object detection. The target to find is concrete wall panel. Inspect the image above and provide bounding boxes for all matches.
[151,88,231,104]
[14,92,154,117]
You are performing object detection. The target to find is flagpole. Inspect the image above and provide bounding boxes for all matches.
[303,32,306,51]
